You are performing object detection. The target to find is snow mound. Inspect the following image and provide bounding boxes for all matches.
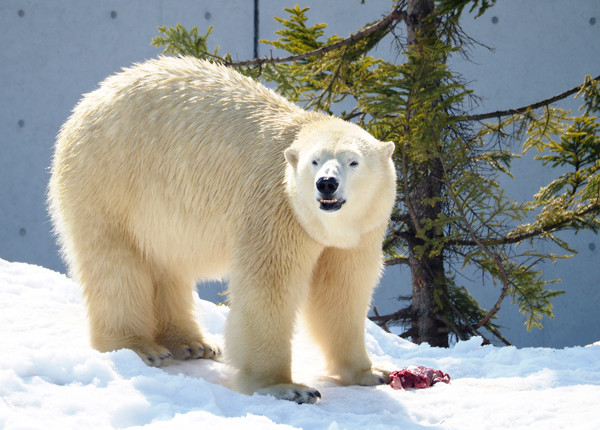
[1,258,599,429]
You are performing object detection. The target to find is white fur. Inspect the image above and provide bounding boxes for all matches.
[285,120,395,248]
[48,56,397,403]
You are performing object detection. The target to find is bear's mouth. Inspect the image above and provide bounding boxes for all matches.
[319,198,345,212]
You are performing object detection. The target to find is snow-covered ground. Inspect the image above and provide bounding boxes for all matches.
[1,258,599,430]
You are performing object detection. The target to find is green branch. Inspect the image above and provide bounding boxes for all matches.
[444,202,600,247]
[461,74,600,122]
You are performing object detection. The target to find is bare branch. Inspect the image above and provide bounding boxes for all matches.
[461,74,600,122]
[441,290,512,346]
[368,306,412,324]
[370,307,391,333]
[222,4,408,68]
[384,257,410,266]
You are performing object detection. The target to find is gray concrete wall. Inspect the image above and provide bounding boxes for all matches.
[1,0,598,347]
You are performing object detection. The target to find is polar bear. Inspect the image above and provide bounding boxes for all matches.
[49,56,396,403]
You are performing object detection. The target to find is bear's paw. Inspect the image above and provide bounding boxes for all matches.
[133,343,174,367]
[155,329,222,362]
[338,366,392,386]
[170,340,222,361]
[256,383,322,404]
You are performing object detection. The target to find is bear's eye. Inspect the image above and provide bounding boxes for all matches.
[312,160,318,166]
[349,161,359,167]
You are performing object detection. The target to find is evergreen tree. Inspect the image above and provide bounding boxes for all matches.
[152,0,600,346]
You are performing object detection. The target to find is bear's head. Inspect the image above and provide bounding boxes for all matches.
[285,119,396,249]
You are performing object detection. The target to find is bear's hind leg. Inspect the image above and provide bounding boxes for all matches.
[153,271,221,361]
[73,226,172,366]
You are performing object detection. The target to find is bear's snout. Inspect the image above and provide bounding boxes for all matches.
[315,176,345,212]
[316,176,339,195]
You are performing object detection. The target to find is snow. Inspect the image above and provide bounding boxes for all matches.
[1,258,599,430]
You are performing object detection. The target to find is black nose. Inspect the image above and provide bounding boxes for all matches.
[316,177,339,195]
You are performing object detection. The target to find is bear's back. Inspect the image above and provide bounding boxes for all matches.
[49,57,329,272]
[52,57,325,211]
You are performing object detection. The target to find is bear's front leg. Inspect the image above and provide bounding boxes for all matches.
[305,226,392,386]
[225,231,323,403]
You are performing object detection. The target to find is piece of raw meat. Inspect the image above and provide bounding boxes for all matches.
[389,365,451,390]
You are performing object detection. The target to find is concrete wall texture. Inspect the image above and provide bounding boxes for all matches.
[1,0,598,347]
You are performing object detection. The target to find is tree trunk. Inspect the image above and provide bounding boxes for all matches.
[406,0,434,46]
[405,0,450,347]
[407,164,449,347]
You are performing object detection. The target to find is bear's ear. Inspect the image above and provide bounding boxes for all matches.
[382,141,395,159]
[284,147,299,169]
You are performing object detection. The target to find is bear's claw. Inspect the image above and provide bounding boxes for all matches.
[140,348,173,367]
[154,329,222,362]
[167,341,222,361]
[336,366,391,386]
[256,383,322,404]
[355,367,391,386]
[203,345,222,360]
